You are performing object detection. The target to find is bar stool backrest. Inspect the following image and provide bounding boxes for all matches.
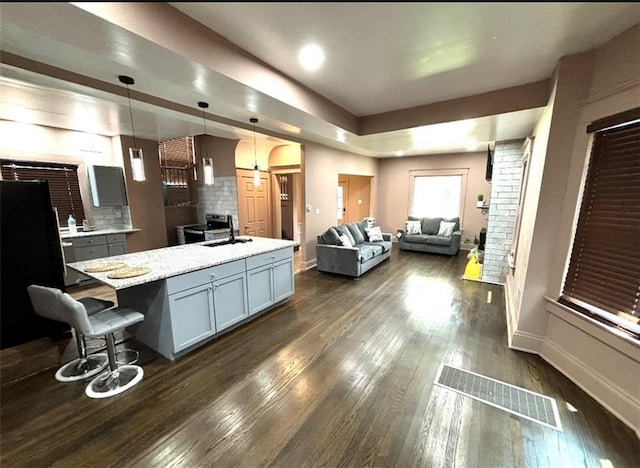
[27,285,94,336]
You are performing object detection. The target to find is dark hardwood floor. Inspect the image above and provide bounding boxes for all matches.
[1,246,637,467]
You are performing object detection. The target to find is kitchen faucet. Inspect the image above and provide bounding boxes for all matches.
[227,214,235,243]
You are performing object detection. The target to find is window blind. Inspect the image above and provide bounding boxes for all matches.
[560,116,640,336]
[0,159,86,227]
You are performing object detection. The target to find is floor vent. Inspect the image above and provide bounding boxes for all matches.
[435,364,562,431]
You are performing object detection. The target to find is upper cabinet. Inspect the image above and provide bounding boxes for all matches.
[87,165,128,206]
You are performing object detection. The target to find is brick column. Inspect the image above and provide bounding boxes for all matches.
[482,140,525,283]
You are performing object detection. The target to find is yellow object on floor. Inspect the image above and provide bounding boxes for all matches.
[464,253,482,280]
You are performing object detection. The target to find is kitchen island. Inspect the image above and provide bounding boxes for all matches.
[67,236,298,360]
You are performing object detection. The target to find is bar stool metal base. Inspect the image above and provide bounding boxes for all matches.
[116,349,139,365]
[54,353,108,382]
[85,365,143,399]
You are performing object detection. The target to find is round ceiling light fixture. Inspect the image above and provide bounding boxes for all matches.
[298,44,325,71]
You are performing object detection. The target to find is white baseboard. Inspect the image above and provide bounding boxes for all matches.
[508,329,544,354]
[541,338,640,436]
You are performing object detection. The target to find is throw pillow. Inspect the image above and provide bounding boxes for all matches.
[406,220,422,235]
[437,221,457,237]
[338,234,353,247]
[365,226,384,242]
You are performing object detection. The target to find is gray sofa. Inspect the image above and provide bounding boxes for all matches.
[397,216,462,256]
[316,221,392,277]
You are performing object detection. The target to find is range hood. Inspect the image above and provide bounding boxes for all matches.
[87,165,129,206]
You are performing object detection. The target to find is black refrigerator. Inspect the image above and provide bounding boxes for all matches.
[1,180,70,349]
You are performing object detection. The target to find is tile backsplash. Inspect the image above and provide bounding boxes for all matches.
[90,205,132,230]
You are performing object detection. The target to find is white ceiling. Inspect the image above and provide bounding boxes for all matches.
[1,2,638,157]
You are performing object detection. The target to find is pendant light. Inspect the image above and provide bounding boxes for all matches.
[250,117,261,186]
[118,75,145,182]
[198,101,214,185]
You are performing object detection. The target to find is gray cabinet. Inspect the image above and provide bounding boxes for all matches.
[64,233,128,286]
[166,259,248,354]
[246,247,294,315]
[168,283,216,352]
[212,272,248,332]
[107,233,127,256]
[124,248,293,361]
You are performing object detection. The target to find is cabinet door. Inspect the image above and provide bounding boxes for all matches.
[108,243,126,256]
[168,283,216,352]
[273,257,294,303]
[246,264,274,315]
[213,272,248,332]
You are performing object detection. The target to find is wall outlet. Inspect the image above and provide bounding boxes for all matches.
[315,208,320,215]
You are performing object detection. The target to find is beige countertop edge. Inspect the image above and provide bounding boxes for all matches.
[60,228,141,239]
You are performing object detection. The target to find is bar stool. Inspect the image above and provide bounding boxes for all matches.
[28,285,112,382]
[56,289,145,399]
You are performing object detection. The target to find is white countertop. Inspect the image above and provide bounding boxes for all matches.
[66,236,299,290]
[60,228,140,239]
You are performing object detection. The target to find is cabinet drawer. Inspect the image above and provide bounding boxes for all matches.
[107,233,126,243]
[71,235,107,248]
[245,247,293,270]
[74,244,109,261]
[166,259,246,295]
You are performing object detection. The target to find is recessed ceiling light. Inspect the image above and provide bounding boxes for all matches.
[396,150,404,157]
[298,44,325,71]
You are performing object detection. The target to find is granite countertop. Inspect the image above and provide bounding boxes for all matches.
[60,228,141,240]
[66,236,299,290]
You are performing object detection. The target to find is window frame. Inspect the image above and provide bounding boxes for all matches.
[559,109,640,338]
[0,159,86,227]
[408,168,468,222]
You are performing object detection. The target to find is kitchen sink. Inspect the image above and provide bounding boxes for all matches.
[202,238,253,247]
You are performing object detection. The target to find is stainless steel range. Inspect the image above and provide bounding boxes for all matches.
[183,213,231,244]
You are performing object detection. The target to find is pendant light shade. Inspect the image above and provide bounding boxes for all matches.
[198,101,214,185]
[250,117,261,186]
[119,75,145,182]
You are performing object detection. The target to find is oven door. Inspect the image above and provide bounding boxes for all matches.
[183,228,206,244]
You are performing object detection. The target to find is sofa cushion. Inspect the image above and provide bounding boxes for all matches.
[363,240,392,253]
[357,244,379,262]
[347,222,366,244]
[337,224,356,246]
[357,220,370,241]
[404,234,429,244]
[425,235,452,246]
[321,226,342,245]
[437,221,457,237]
[421,217,442,235]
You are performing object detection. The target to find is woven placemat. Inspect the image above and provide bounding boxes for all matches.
[107,267,151,279]
[84,261,128,273]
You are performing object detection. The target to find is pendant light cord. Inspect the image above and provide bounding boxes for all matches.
[125,84,137,148]
[202,109,207,134]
